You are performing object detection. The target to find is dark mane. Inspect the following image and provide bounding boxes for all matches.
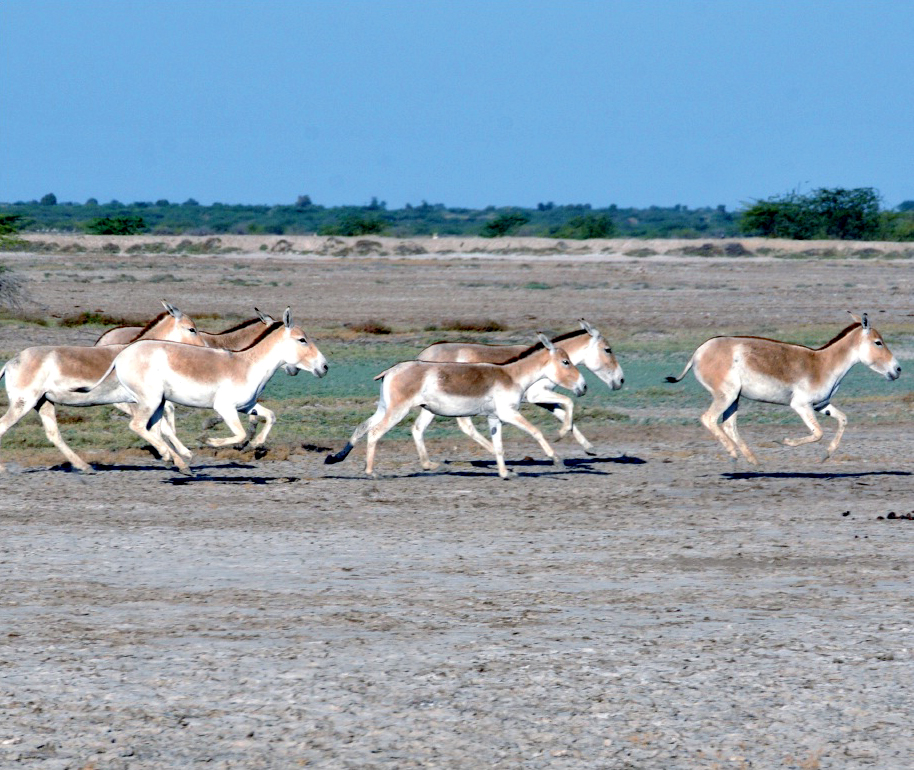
[501,329,589,364]
[213,317,262,335]
[237,321,283,351]
[126,311,168,343]
[553,328,590,344]
[818,322,861,350]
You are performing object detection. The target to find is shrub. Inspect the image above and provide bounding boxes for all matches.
[740,187,881,240]
[85,215,148,235]
[549,214,616,239]
[319,214,386,237]
[480,211,530,237]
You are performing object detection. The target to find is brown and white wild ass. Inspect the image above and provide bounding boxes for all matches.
[99,308,279,445]
[80,308,328,474]
[325,334,587,478]
[665,313,901,464]
[0,301,205,472]
[416,319,623,455]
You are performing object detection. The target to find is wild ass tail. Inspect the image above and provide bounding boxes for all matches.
[664,355,695,384]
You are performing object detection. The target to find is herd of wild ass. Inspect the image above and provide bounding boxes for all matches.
[0,301,902,477]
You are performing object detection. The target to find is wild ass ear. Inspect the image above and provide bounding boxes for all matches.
[848,310,862,325]
[255,307,274,325]
[579,319,599,338]
[861,313,869,330]
[162,300,183,319]
[536,332,556,352]
[283,307,293,328]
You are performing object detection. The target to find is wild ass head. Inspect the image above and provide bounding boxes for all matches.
[849,312,901,381]
[537,333,587,396]
[277,307,329,378]
[139,300,206,346]
[579,319,624,391]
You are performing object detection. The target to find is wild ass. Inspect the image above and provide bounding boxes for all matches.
[665,313,901,464]
[325,334,587,478]
[416,320,623,455]
[80,308,328,474]
[0,301,205,472]
[95,307,273,347]
[101,309,281,445]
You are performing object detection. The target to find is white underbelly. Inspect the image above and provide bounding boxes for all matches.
[420,393,495,417]
[739,379,794,405]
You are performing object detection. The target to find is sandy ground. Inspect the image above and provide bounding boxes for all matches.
[1,239,913,768]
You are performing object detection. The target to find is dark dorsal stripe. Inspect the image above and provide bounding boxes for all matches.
[715,322,862,352]
[212,317,262,336]
[818,322,862,350]
[501,328,589,364]
[126,311,169,344]
[237,321,284,351]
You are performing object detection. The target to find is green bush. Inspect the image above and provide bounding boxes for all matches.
[85,215,148,235]
[740,188,881,240]
[319,214,386,236]
[549,214,616,239]
[480,210,530,237]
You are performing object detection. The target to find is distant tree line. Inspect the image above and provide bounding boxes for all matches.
[2,188,912,240]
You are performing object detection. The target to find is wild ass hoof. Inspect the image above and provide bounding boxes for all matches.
[421,461,440,471]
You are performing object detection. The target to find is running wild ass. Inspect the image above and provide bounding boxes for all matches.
[0,301,205,472]
[665,313,901,464]
[325,334,587,478]
[79,308,328,474]
[101,309,291,446]
[416,319,623,455]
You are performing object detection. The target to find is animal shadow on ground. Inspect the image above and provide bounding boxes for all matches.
[165,473,300,486]
[723,470,911,481]
[467,453,644,469]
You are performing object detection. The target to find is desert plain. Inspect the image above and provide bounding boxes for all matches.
[0,235,913,768]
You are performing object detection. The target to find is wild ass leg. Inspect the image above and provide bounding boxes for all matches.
[455,416,496,454]
[325,400,388,465]
[203,403,275,446]
[486,415,510,479]
[205,400,251,447]
[153,407,193,463]
[525,382,576,440]
[699,393,741,462]
[0,391,41,472]
[783,400,824,448]
[112,401,183,463]
[364,401,413,476]
[534,402,595,454]
[719,398,758,465]
[820,404,848,460]
[497,408,561,465]
[248,403,276,447]
[411,408,440,470]
[35,400,94,473]
[128,398,193,475]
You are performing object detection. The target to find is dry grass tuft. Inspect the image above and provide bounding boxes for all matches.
[348,320,392,335]
[428,319,506,333]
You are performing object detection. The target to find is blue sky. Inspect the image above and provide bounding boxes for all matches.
[1,1,912,210]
